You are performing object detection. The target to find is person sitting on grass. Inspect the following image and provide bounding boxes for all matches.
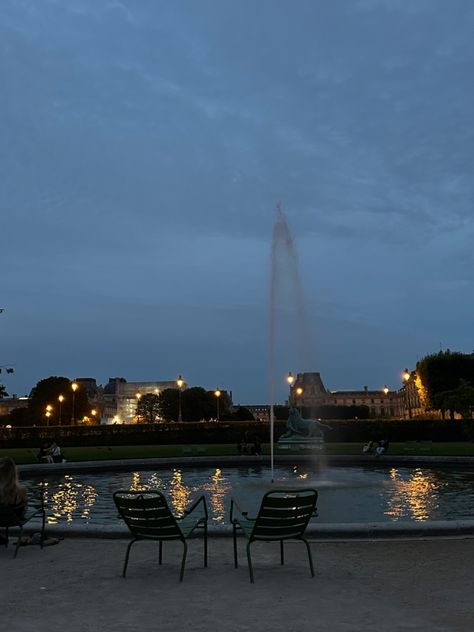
[362,440,375,454]
[37,442,54,463]
[50,441,66,463]
[375,439,389,456]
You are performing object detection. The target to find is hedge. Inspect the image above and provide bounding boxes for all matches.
[1,418,474,448]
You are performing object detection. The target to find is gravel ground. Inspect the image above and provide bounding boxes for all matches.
[1,536,474,632]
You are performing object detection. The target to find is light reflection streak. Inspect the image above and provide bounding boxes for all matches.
[385,468,444,521]
[42,475,98,524]
[203,468,232,523]
[169,469,193,516]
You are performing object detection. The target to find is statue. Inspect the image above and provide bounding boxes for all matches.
[278,408,332,443]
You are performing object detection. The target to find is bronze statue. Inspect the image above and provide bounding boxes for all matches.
[279,408,332,442]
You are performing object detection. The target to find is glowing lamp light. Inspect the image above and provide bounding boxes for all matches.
[383,385,389,395]
[287,372,295,386]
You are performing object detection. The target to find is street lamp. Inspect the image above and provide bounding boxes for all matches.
[135,393,142,423]
[296,387,304,414]
[383,385,389,395]
[287,372,295,386]
[45,404,53,426]
[214,388,221,421]
[403,368,412,419]
[71,382,78,425]
[58,395,64,425]
[176,375,184,422]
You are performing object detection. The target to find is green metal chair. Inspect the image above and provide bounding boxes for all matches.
[230,488,318,582]
[113,490,208,581]
[0,493,46,558]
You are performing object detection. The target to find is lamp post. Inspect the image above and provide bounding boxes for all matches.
[214,388,221,421]
[45,404,52,426]
[296,387,304,414]
[176,375,184,422]
[71,382,78,425]
[135,392,141,423]
[383,385,389,395]
[58,395,64,425]
[91,409,97,424]
[403,369,412,419]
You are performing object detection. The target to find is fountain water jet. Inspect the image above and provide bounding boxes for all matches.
[269,204,316,480]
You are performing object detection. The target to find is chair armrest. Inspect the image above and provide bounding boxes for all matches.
[230,497,253,524]
[181,495,208,521]
[27,488,45,513]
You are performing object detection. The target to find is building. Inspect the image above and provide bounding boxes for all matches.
[100,377,181,423]
[0,395,29,417]
[244,405,270,422]
[288,372,404,418]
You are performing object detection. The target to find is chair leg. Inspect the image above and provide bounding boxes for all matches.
[122,539,137,578]
[203,522,208,568]
[159,540,163,565]
[14,526,23,559]
[280,540,285,565]
[233,523,238,569]
[179,541,188,582]
[40,511,46,550]
[246,541,254,583]
[303,538,315,578]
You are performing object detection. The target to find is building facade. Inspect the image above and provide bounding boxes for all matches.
[75,377,182,424]
[288,372,404,418]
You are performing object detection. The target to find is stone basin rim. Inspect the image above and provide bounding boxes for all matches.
[39,519,474,540]
[18,453,474,476]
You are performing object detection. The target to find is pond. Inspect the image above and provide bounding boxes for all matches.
[23,463,474,528]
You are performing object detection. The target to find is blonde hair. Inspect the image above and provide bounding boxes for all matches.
[0,457,21,505]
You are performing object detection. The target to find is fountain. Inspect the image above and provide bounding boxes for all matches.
[269,205,320,478]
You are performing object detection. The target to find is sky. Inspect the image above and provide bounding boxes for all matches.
[1,0,473,404]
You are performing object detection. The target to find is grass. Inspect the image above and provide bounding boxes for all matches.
[2,442,474,464]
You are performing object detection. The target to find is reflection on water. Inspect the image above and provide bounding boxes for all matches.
[41,475,99,524]
[385,468,445,521]
[23,465,474,527]
[203,468,232,523]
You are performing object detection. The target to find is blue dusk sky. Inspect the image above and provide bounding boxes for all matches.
[1,0,473,404]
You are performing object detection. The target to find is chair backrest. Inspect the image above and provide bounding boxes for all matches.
[0,505,22,528]
[113,490,183,540]
[252,488,318,540]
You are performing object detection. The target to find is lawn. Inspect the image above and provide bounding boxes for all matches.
[2,441,474,464]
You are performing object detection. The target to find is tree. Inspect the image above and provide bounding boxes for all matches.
[434,380,474,420]
[182,387,214,421]
[157,388,179,422]
[29,376,90,425]
[416,350,474,414]
[158,386,230,422]
[136,393,161,423]
[0,384,8,399]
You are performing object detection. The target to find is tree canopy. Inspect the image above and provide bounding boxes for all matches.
[158,387,232,422]
[136,393,160,423]
[28,376,90,425]
[416,350,474,418]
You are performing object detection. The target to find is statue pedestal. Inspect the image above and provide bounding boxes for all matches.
[277,438,324,452]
